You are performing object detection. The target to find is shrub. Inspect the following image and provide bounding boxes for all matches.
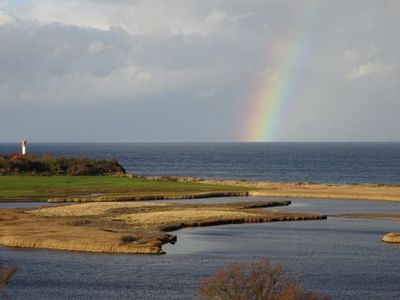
[0,265,16,289]
[197,258,329,300]
[0,154,125,176]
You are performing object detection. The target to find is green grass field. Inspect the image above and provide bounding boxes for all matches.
[0,176,244,201]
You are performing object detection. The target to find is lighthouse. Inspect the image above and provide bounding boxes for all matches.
[21,139,27,156]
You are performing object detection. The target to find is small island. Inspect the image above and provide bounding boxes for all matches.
[382,232,400,243]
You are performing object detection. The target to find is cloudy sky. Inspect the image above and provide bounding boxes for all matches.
[0,0,399,142]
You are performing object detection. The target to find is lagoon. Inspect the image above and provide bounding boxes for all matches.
[1,198,400,299]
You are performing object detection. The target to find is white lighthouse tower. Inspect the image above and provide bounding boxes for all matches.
[21,139,27,156]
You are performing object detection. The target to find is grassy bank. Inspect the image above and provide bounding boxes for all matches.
[0,176,247,201]
[1,175,399,202]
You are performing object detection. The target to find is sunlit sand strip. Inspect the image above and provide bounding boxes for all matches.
[171,177,400,202]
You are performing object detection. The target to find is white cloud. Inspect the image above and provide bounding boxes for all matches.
[343,49,360,62]
[231,12,254,22]
[13,1,111,30]
[2,1,211,36]
[346,62,398,79]
[0,10,16,25]
[134,71,153,82]
[205,10,228,25]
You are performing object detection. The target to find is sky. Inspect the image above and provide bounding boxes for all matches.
[0,0,399,142]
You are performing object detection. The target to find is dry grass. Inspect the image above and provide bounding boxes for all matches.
[0,200,326,254]
[176,178,400,202]
[115,210,255,227]
[0,209,164,254]
[48,191,249,203]
[30,202,167,217]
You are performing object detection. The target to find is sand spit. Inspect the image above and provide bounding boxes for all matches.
[0,200,326,254]
[163,177,400,202]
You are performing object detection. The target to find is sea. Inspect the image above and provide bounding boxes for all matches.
[0,142,399,184]
[0,143,400,299]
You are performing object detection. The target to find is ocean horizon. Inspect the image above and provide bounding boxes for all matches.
[1,142,399,184]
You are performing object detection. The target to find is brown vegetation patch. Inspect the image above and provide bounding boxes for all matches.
[66,219,92,226]
[120,235,138,244]
[0,200,326,254]
[167,177,400,202]
[0,265,16,289]
[197,258,329,300]
[116,210,255,227]
[30,202,167,217]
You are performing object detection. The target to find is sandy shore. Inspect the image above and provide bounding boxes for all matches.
[0,200,326,254]
[171,177,400,202]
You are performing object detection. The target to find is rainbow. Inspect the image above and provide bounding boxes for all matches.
[242,2,321,142]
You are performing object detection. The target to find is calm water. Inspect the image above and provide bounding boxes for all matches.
[1,199,400,300]
[1,142,400,184]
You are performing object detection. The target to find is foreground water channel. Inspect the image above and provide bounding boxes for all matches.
[1,197,400,299]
